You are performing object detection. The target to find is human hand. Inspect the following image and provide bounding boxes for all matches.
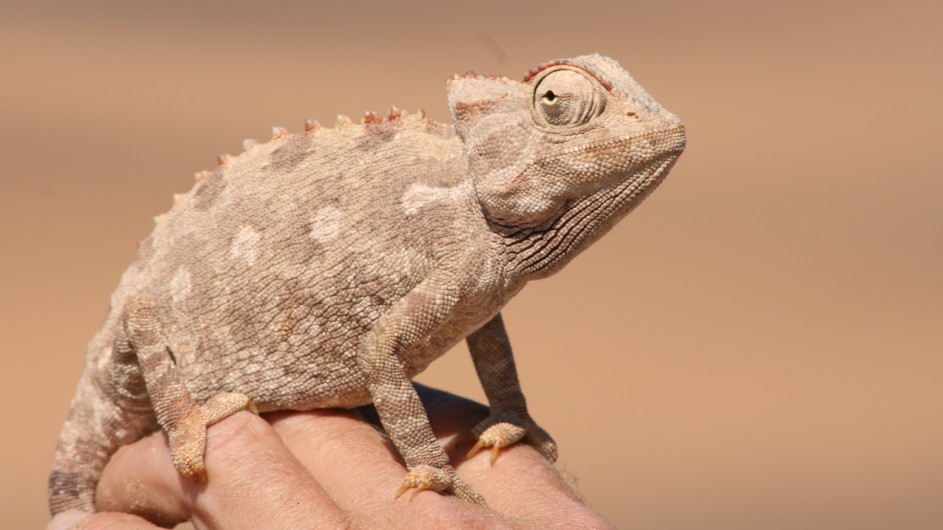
[48,384,613,529]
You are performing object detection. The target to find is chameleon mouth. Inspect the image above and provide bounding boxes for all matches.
[603,148,679,214]
[512,127,684,277]
[587,124,686,164]
[529,124,686,193]
[657,124,687,156]
[554,123,685,202]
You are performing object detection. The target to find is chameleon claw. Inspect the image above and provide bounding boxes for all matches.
[468,422,527,466]
[394,481,429,502]
[394,482,410,501]
[410,485,429,501]
[465,439,503,466]
[395,465,450,501]
[466,439,486,460]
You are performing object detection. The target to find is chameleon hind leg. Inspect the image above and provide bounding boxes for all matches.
[117,296,255,482]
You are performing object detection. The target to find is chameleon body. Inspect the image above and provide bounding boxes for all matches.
[49,54,685,513]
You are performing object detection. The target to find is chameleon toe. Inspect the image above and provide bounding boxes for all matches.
[394,465,451,501]
[468,422,526,466]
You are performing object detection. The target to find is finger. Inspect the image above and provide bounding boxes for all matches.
[267,409,417,506]
[415,386,611,527]
[97,411,347,529]
[48,509,163,530]
[460,439,610,526]
[267,388,591,527]
[267,409,495,528]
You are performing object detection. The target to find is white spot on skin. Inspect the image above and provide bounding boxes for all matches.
[230,225,260,266]
[401,183,467,215]
[170,267,192,304]
[309,206,344,243]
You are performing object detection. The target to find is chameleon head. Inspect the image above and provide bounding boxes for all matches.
[449,54,685,243]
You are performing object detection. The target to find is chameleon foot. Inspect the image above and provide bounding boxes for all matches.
[167,392,255,482]
[394,465,485,504]
[394,465,451,501]
[467,422,525,466]
[469,417,558,465]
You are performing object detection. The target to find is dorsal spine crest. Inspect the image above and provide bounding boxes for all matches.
[188,107,434,196]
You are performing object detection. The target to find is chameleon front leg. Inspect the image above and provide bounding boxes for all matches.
[466,313,558,464]
[119,296,255,482]
[358,283,485,504]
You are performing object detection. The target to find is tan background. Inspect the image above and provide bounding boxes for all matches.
[2,1,941,528]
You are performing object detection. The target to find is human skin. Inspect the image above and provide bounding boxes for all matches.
[48,385,614,529]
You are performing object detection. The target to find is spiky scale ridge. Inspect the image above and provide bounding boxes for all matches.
[450,71,508,83]
[522,58,615,93]
[362,110,380,124]
[187,108,434,180]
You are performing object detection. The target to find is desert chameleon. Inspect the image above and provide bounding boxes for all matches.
[49,53,685,513]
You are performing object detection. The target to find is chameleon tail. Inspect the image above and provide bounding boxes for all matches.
[48,367,153,514]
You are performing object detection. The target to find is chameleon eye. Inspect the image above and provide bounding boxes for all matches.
[533,69,603,127]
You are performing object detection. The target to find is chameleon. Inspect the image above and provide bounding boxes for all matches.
[48,53,685,514]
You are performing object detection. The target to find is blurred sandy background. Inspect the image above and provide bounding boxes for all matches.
[1,1,940,528]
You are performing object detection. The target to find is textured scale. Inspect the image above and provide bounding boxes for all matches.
[49,54,685,515]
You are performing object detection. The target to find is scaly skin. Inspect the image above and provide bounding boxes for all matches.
[49,53,685,515]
